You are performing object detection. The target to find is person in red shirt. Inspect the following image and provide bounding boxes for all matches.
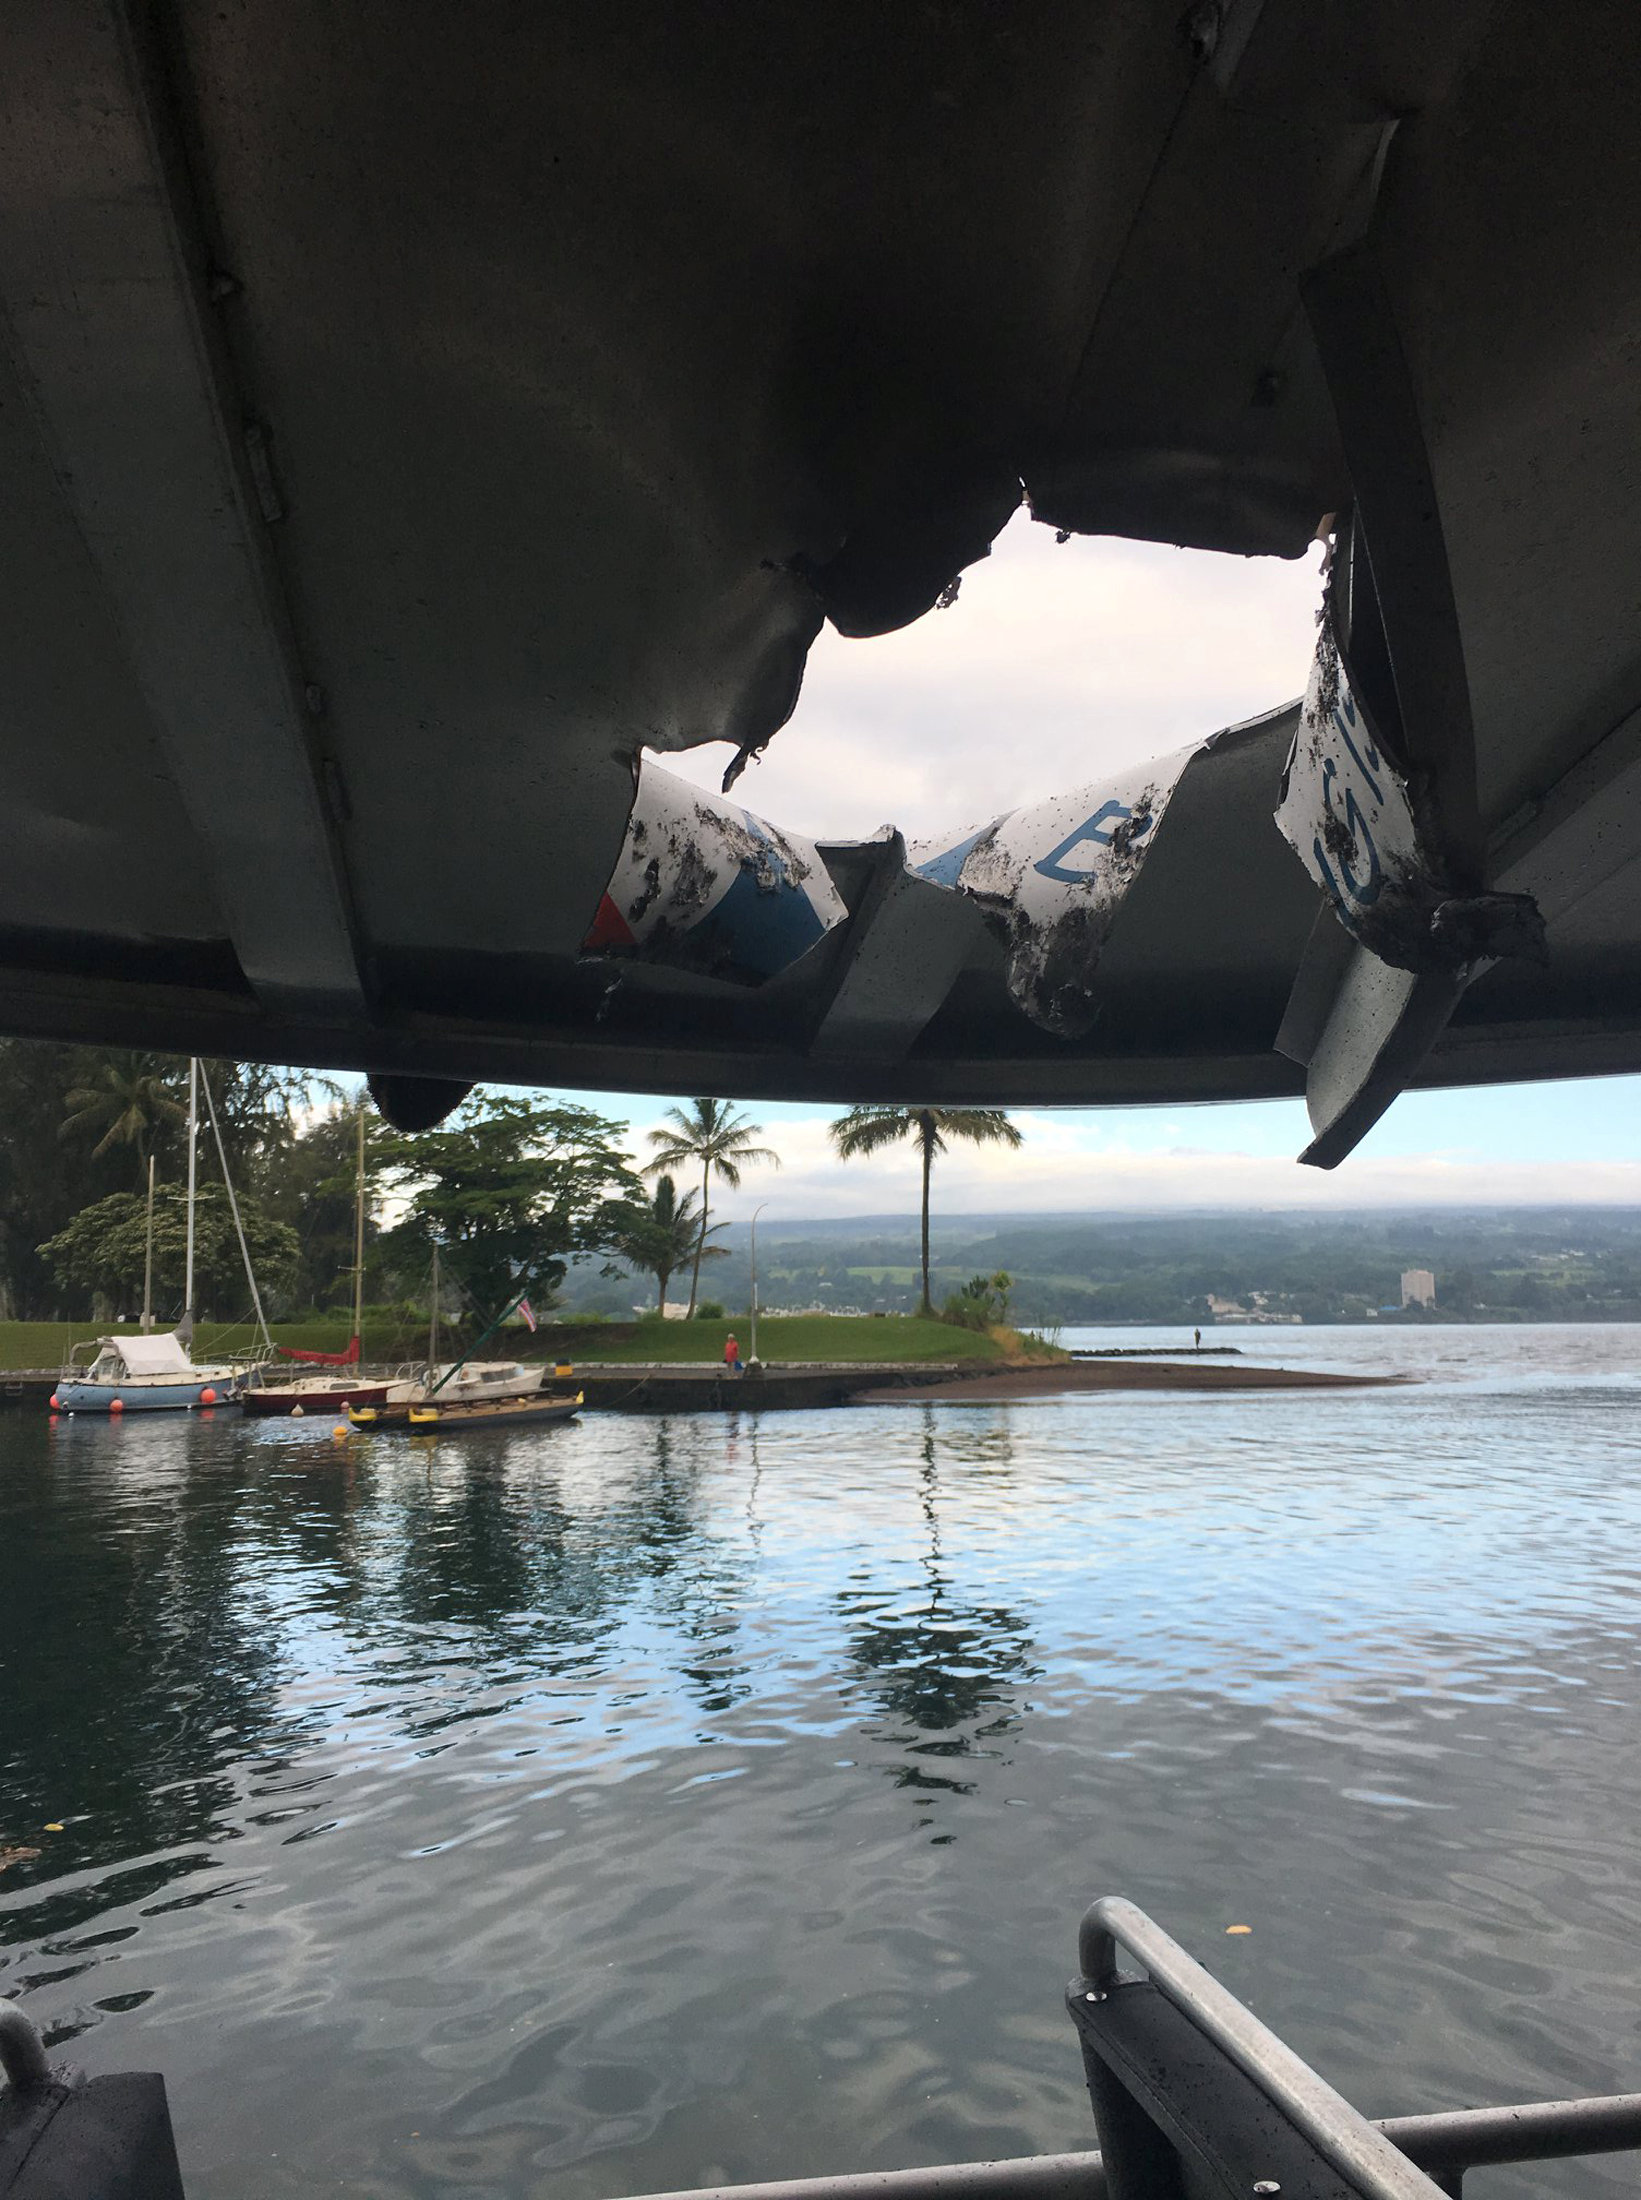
[724,1333,742,1376]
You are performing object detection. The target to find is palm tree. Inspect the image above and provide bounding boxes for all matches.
[615,1173,726,1313]
[829,1107,1023,1317]
[60,1052,186,1183]
[646,1098,778,1316]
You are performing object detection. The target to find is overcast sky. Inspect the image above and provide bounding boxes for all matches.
[582,511,1638,1218]
[563,1083,1637,1223]
[656,508,1324,842]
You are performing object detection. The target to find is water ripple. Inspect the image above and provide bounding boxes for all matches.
[3,1325,1640,2199]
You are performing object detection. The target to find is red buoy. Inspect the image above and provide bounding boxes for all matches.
[49,1393,59,1410]
[109,1397,124,1413]
[199,1386,217,1405]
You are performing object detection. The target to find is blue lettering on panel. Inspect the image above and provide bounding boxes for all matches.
[912,824,994,889]
[1317,758,1382,909]
[1332,688,1385,806]
[1033,801,1151,884]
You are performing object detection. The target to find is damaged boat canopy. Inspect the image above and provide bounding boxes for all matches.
[0,0,1636,1155]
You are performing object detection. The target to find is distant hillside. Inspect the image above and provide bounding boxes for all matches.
[557,1207,1641,1327]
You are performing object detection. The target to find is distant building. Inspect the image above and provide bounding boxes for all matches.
[1401,1268,1437,1308]
[1204,1292,1298,1325]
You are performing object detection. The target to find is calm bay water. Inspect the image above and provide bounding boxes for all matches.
[4,1325,1641,2199]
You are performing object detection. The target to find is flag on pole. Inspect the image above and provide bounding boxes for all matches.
[518,1298,537,1332]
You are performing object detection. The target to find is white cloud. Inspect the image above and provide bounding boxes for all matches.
[612,1104,1641,1221]
[655,511,1324,842]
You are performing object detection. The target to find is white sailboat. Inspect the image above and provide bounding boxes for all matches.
[348,1252,547,1425]
[382,1244,545,1407]
[54,1060,247,1414]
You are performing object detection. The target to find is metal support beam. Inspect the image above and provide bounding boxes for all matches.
[1490,701,1641,925]
[0,0,367,1024]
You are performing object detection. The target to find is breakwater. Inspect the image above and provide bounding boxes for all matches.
[0,1356,1407,1416]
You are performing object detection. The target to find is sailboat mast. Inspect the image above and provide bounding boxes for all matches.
[142,1154,156,1332]
[428,1243,439,1370]
[352,1103,366,1351]
[182,1056,198,1334]
[200,1062,272,1355]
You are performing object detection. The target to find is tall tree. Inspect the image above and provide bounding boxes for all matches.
[379,1091,640,1316]
[260,1099,382,1312]
[828,1107,1023,1316]
[58,1053,316,1207]
[0,1042,137,1317]
[613,1174,725,1313]
[59,1053,186,1182]
[38,1184,299,1319]
[200,1060,323,1190]
[0,1039,332,1318]
[645,1098,778,1316]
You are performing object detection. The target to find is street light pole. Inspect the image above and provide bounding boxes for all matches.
[748,1202,769,1366]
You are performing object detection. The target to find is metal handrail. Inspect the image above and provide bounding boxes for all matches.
[613,2092,1641,2200]
[1078,1897,1446,2200]
[1384,2092,1641,2173]
[612,1891,1641,2200]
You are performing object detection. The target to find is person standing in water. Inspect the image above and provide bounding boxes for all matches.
[1193,1327,1202,1353]
[724,1333,743,1376]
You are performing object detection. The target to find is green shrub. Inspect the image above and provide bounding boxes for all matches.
[695,1300,727,1322]
[942,1271,1013,1330]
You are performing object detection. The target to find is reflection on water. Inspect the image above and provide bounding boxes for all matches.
[3,1328,1641,2200]
[842,1432,1039,1829]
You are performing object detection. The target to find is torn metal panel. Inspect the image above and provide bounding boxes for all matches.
[1279,919,1468,1170]
[1274,608,1435,962]
[1274,607,1545,976]
[1273,597,1548,1167]
[583,759,847,985]
[907,749,1197,1036]
[811,833,989,1063]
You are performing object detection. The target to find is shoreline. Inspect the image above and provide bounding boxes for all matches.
[7,1355,1414,1418]
[847,1359,1412,1404]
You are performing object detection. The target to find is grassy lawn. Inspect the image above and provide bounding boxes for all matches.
[0,1311,1047,1371]
[569,1314,1007,1364]
[0,1319,424,1371]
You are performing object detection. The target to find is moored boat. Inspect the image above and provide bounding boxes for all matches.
[384,1358,545,1407]
[347,1388,578,1431]
[349,1384,575,1428]
[242,1103,386,1416]
[349,1262,558,1428]
[54,1333,240,1414]
[57,1058,266,1416]
[343,1361,546,1427]
[242,1374,391,1417]
[407,1390,580,1431]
